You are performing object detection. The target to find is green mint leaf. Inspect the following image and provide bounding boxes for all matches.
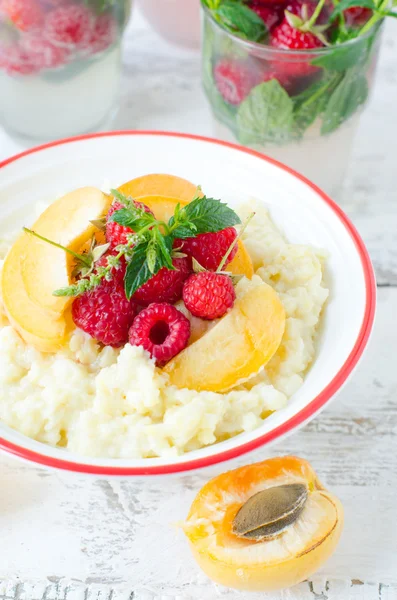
[321,70,368,135]
[236,80,294,146]
[124,241,157,299]
[170,224,198,239]
[215,1,267,42]
[330,0,375,20]
[124,236,173,299]
[146,239,157,274]
[180,196,241,235]
[311,37,371,71]
[293,72,343,135]
[155,230,174,269]
[109,207,154,232]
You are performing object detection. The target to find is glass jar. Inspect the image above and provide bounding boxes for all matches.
[0,0,131,141]
[201,5,383,197]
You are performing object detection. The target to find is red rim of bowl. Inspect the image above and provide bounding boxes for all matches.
[0,131,376,475]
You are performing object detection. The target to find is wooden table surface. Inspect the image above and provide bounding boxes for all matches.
[0,10,396,600]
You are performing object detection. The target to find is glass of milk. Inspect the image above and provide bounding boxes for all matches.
[0,0,131,141]
[201,4,383,198]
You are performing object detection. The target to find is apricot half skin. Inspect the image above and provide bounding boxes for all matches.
[183,456,344,592]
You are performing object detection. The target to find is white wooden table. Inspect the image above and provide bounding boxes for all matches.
[1,10,396,600]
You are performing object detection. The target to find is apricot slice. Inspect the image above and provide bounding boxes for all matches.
[117,173,201,202]
[163,277,285,392]
[1,236,67,353]
[183,456,344,592]
[127,194,254,280]
[20,187,112,314]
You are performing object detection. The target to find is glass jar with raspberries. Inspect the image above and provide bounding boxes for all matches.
[201,0,393,197]
[0,0,131,140]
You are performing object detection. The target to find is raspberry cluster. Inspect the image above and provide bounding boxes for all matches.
[70,198,240,364]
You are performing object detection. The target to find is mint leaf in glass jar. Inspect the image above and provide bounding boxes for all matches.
[236,80,294,145]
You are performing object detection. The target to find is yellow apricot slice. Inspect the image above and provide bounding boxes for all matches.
[163,277,285,392]
[228,240,254,279]
[117,174,201,202]
[183,457,344,592]
[130,194,254,279]
[21,187,112,315]
[1,236,67,353]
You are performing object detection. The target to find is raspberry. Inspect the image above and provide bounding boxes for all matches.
[95,249,127,284]
[133,257,192,306]
[129,303,190,364]
[1,0,44,31]
[344,6,372,27]
[20,35,70,70]
[44,4,94,48]
[72,278,137,347]
[178,227,238,272]
[82,13,117,55]
[249,2,283,30]
[214,59,260,106]
[106,200,154,248]
[0,44,38,75]
[183,272,236,320]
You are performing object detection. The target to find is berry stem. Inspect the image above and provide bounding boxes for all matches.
[23,227,92,267]
[216,212,255,273]
[306,0,326,27]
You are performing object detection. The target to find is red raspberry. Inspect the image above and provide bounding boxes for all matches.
[44,4,94,48]
[214,59,260,106]
[129,303,190,364]
[249,2,283,30]
[183,272,236,320]
[0,44,38,75]
[133,257,192,306]
[106,200,154,248]
[178,227,238,272]
[95,249,127,284]
[344,6,372,27]
[20,35,70,70]
[72,278,138,347]
[1,0,44,31]
[82,13,117,55]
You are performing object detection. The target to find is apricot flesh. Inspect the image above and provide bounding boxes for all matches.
[183,456,344,592]
[20,187,112,314]
[117,173,201,202]
[164,277,285,392]
[1,236,68,352]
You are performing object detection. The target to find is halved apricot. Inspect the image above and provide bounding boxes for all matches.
[1,236,68,353]
[183,456,343,592]
[164,277,285,392]
[20,187,112,315]
[117,173,200,203]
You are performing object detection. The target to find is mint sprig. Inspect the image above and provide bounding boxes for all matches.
[110,191,241,299]
[45,190,241,300]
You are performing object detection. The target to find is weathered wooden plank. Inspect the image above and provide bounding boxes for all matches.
[1,579,397,600]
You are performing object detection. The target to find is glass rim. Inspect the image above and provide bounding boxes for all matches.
[201,3,383,56]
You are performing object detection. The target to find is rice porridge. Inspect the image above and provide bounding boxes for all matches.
[0,199,328,459]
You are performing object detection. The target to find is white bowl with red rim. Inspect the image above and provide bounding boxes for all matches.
[0,131,376,476]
